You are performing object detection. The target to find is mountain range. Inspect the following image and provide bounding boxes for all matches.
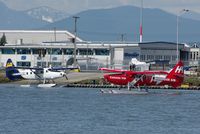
[0,2,200,42]
[0,2,49,29]
[43,6,200,42]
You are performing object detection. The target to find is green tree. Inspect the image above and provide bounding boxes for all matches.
[0,33,7,46]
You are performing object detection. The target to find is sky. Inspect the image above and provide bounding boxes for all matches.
[0,0,200,14]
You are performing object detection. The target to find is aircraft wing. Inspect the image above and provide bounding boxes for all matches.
[50,67,79,71]
[99,68,128,73]
[99,68,168,75]
[132,70,169,75]
[13,66,43,70]
[13,66,79,71]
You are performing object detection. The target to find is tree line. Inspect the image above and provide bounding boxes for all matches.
[0,33,7,46]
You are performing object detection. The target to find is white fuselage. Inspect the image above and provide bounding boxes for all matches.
[18,68,66,80]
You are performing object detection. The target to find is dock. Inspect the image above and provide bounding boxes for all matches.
[63,83,200,90]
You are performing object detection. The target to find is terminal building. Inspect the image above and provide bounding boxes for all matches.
[189,43,200,66]
[0,30,191,70]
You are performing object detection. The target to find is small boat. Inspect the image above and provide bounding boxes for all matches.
[20,84,31,88]
[100,89,113,94]
[100,89,148,95]
[37,83,56,88]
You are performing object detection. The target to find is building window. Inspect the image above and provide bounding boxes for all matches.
[155,55,163,60]
[95,49,109,55]
[48,48,62,55]
[32,49,40,54]
[17,62,31,67]
[140,55,145,61]
[164,55,171,60]
[172,56,176,61]
[17,49,31,54]
[190,52,192,60]
[63,48,78,55]
[48,62,62,67]
[147,55,154,60]
[1,48,15,54]
[79,49,93,55]
[33,49,46,56]
[193,52,196,60]
[37,62,46,67]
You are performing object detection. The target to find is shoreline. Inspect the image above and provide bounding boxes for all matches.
[1,71,200,90]
[2,72,104,85]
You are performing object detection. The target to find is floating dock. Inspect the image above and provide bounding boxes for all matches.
[100,89,148,95]
[64,84,200,90]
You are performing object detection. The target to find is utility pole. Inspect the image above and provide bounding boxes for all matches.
[73,16,80,67]
[54,27,57,42]
[121,34,125,42]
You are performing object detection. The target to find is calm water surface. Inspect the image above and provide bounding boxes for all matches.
[0,84,200,134]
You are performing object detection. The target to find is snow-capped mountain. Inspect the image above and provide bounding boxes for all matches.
[25,6,70,23]
[0,2,48,29]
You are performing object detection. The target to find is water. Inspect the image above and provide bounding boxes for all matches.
[0,84,200,134]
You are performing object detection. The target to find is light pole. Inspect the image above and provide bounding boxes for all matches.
[73,16,80,67]
[139,0,143,43]
[176,9,189,62]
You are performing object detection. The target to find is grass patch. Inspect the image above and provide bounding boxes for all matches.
[183,76,200,86]
[0,72,11,83]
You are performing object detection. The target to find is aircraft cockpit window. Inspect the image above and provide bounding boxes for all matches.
[38,70,43,73]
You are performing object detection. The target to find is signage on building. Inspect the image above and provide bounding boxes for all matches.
[124,52,139,58]
[124,48,141,59]
[21,56,26,60]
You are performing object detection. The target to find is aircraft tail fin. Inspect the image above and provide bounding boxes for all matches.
[5,59,22,80]
[166,61,184,88]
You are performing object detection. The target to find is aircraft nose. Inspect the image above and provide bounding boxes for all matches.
[62,72,66,76]
[60,72,64,76]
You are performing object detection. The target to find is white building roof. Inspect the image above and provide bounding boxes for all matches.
[0,30,83,44]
